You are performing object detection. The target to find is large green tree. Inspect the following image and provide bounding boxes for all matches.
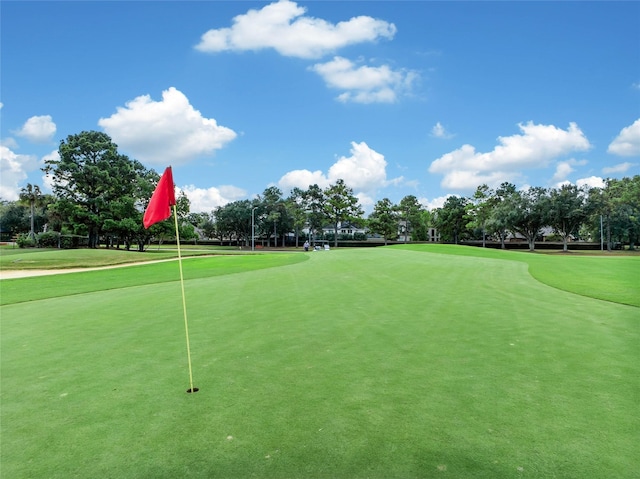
[547,184,592,251]
[617,176,640,249]
[368,198,399,245]
[214,199,253,246]
[0,201,29,239]
[486,182,517,249]
[44,131,151,248]
[603,176,640,249]
[259,186,292,247]
[396,195,422,243]
[466,184,494,247]
[411,209,433,242]
[323,179,364,248]
[286,187,308,248]
[508,187,549,251]
[433,196,469,244]
[302,184,326,245]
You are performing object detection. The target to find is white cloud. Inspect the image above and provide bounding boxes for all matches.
[438,169,520,191]
[310,56,417,103]
[551,158,588,183]
[278,169,331,190]
[278,141,399,201]
[195,0,396,59]
[607,119,640,157]
[0,145,38,200]
[356,192,376,212]
[180,184,247,213]
[429,122,591,191]
[576,176,605,189]
[420,195,449,211]
[430,122,453,139]
[41,150,61,193]
[551,162,575,183]
[14,115,56,143]
[602,162,636,174]
[1,137,19,150]
[98,87,236,166]
[328,141,389,189]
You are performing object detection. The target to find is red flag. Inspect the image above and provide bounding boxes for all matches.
[144,167,176,228]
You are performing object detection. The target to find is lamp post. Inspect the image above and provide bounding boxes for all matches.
[251,206,258,251]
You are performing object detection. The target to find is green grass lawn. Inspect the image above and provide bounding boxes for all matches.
[0,245,242,270]
[393,244,640,307]
[1,246,638,478]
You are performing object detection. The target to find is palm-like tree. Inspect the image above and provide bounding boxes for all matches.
[19,183,42,239]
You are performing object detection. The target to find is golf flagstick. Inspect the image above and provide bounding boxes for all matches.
[173,204,197,393]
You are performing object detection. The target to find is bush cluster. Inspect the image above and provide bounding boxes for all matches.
[16,234,36,248]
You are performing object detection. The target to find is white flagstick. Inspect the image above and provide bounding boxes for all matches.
[173,204,197,393]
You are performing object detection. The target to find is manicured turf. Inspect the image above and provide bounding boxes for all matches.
[1,246,638,478]
[393,244,640,307]
[0,253,308,306]
[0,245,237,270]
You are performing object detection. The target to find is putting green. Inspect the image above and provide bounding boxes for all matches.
[1,246,638,478]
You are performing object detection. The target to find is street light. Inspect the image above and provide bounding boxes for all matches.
[251,206,258,251]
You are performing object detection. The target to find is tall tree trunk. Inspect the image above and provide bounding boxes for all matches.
[29,200,35,240]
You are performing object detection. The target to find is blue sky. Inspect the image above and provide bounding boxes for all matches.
[2,0,639,213]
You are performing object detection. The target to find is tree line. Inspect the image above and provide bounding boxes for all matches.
[1,130,638,251]
[433,179,639,251]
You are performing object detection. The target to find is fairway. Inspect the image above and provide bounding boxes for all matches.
[1,246,638,478]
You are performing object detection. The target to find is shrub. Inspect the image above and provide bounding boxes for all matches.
[37,231,60,248]
[16,234,36,248]
[59,235,88,249]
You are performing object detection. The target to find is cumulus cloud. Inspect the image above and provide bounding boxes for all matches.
[551,158,588,184]
[180,184,247,213]
[429,122,591,191]
[98,87,236,166]
[328,141,389,189]
[1,137,19,150]
[420,195,449,211]
[0,145,38,200]
[195,0,396,59]
[576,176,605,189]
[310,56,417,103]
[430,122,454,139]
[41,150,61,192]
[602,162,636,174]
[278,141,399,202]
[14,115,56,143]
[607,119,640,157]
[278,169,331,190]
